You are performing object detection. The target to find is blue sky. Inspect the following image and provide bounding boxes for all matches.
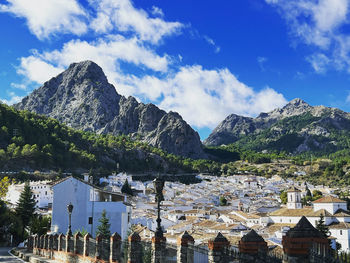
[1,0,350,140]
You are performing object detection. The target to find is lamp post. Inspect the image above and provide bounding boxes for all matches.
[67,203,74,236]
[153,176,164,239]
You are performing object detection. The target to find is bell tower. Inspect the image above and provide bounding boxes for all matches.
[287,186,302,209]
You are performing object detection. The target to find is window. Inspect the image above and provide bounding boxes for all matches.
[45,191,47,195]
[88,217,93,224]
[340,230,343,235]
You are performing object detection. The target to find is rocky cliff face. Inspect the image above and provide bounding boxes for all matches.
[15,61,205,159]
[204,98,350,153]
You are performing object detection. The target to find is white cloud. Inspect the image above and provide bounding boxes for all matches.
[129,66,287,128]
[203,35,221,53]
[16,35,170,87]
[88,0,183,44]
[0,92,23,105]
[10,83,27,90]
[4,0,287,129]
[17,56,64,84]
[44,36,170,72]
[306,53,330,73]
[257,56,268,71]
[0,0,87,39]
[151,6,164,17]
[18,50,287,128]
[346,91,350,103]
[266,0,350,73]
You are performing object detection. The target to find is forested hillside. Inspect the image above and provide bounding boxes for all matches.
[0,103,217,173]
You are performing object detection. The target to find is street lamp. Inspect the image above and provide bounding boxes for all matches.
[153,176,164,238]
[67,203,74,236]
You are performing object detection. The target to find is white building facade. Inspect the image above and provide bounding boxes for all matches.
[51,177,131,239]
[5,180,53,208]
[270,189,350,251]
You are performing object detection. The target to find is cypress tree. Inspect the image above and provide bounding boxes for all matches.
[316,214,330,238]
[16,182,36,240]
[96,209,111,239]
[121,179,133,196]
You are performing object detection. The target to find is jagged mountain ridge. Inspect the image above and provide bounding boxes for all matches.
[204,98,350,153]
[15,61,205,159]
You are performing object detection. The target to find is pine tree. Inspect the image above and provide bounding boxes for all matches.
[96,210,111,239]
[121,179,133,196]
[15,182,36,240]
[316,214,330,238]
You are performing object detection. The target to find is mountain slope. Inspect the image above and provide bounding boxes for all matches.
[15,61,205,159]
[0,102,207,173]
[205,98,350,154]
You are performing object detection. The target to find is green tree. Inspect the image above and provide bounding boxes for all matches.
[0,176,12,199]
[121,179,133,196]
[96,210,111,239]
[316,214,330,238]
[73,227,89,236]
[219,196,227,206]
[280,191,287,204]
[306,186,312,198]
[15,182,36,240]
[0,200,22,245]
[312,190,323,201]
[29,215,51,236]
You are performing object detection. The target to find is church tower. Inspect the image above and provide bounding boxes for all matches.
[287,186,302,209]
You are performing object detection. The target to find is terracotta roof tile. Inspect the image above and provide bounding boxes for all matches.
[312,196,346,203]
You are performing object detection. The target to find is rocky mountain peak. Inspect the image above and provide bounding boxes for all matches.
[15,61,205,159]
[66,60,107,82]
[264,98,312,121]
[287,98,309,106]
[205,97,350,152]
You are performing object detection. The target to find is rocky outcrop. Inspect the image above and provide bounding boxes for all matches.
[204,99,310,146]
[15,61,205,159]
[204,98,350,153]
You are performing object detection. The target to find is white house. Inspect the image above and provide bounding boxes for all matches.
[269,187,350,251]
[243,178,258,189]
[5,180,53,208]
[313,196,347,214]
[51,177,131,239]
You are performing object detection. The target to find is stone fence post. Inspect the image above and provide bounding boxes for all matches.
[27,236,33,252]
[58,234,64,251]
[238,229,268,262]
[52,234,58,251]
[44,234,49,250]
[40,235,45,249]
[33,235,39,255]
[177,231,194,263]
[48,235,53,250]
[152,235,166,263]
[110,232,122,262]
[66,234,72,253]
[74,232,82,254]
[95,234,102,260]
[83,233,91,257]
[128,232,143,263]
[33,234,38,249]
[208,232,230,263]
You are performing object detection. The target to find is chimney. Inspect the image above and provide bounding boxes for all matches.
[83,174,89,182]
